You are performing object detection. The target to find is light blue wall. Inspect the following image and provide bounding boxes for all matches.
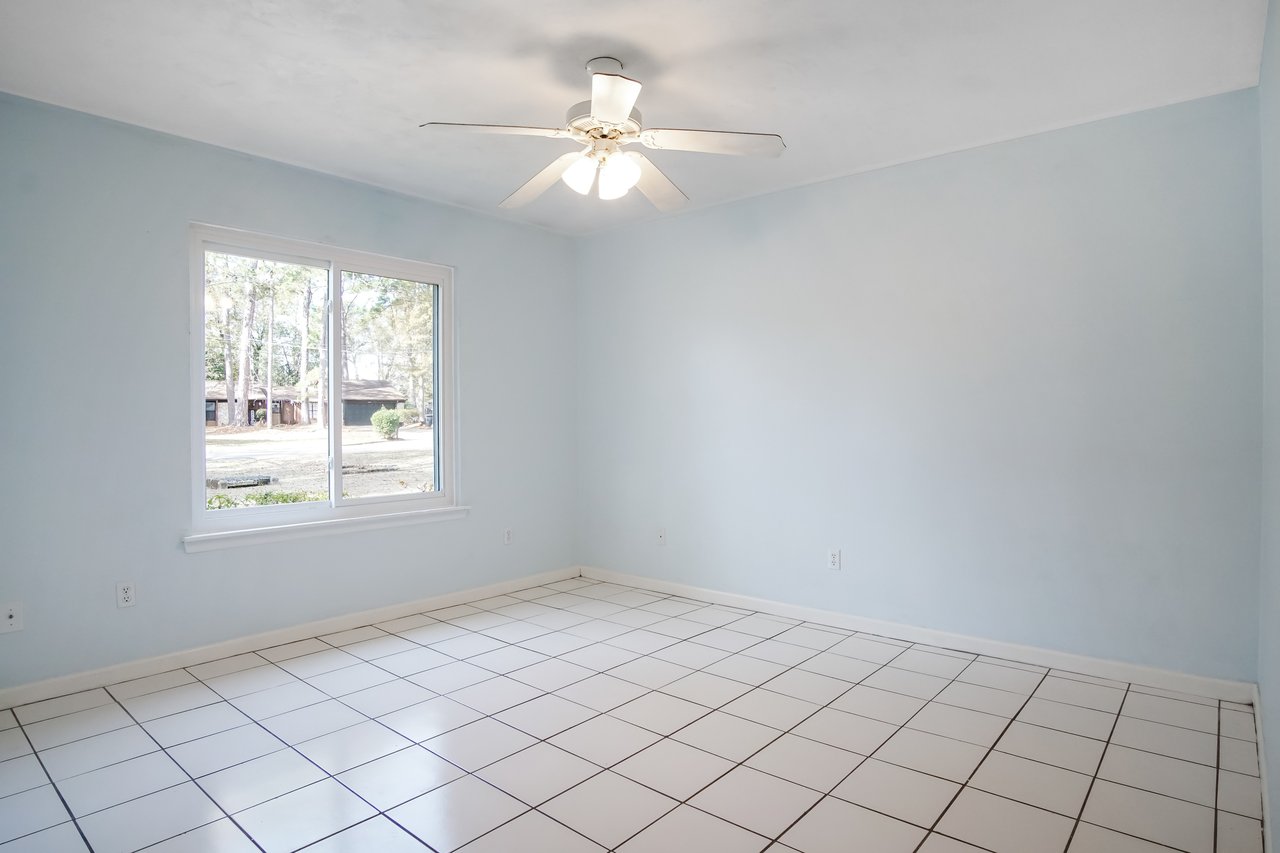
[1259,0,1280,833]
[574,91,1263,680]
[0,94,577,687]
[0,79,1269,701]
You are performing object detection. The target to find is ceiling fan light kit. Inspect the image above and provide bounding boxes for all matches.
[598,152,643,200]
[561,154,599,195]
[422,56,785,213]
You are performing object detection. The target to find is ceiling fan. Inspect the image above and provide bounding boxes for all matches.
[422,57,785,212]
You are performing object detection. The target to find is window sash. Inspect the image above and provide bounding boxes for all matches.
[333,270,441,506]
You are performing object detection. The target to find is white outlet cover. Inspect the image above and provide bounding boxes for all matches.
[1,603,22,633]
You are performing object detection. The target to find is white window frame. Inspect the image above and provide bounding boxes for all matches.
[184,224,464,552]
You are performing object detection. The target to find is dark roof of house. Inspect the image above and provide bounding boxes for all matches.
[204,382,296,402]
[205,379,408,402]
[341,379,409,402]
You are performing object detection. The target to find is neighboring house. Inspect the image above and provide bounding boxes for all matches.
[203,382,296,425]
[335,379,410,426]
[204,379,408,426]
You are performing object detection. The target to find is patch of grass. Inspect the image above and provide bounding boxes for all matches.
[207,490,327,510]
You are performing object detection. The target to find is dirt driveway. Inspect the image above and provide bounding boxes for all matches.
[205,424,436,502]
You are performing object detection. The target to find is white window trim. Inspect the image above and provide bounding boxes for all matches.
[184,224,464,552]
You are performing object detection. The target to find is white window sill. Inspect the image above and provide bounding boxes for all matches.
[183,505,470,553]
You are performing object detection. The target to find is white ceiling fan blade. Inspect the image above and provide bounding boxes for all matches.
[422,122,572,139]
[590,73,643,125]
[499,152,584,209]
[631,152,688,212]
[639,128,785,157]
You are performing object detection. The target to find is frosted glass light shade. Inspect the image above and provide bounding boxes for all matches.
[598,152,641,200]
[561,156,598,195]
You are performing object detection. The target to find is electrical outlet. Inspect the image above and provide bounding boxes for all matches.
[827,548,842,571]
[503,528,513,545]
[1,604,22,633]
[657,528,667,546]
[116,583,136,608]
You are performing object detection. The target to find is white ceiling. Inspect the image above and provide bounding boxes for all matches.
[0,0,1269,235]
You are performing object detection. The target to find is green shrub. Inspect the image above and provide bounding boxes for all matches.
[371,407,403,439]
[207,490,327,510]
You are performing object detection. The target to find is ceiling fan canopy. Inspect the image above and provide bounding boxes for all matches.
[422,56,786,213]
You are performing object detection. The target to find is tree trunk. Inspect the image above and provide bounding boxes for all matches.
[298,283,311,425]
[235,277,258,427]
[221,306,235,426]
[340,297,351,380]
[265,288,275,430]
[319,290,329,428]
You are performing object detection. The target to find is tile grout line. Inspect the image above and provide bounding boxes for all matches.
[1062,682,1132,851]
[424,583,794,851]
[101,690,270,852]
[184,580,759,852]
[187,637,604,851]
[590,628,915,850]
[0,585,1163,733]
[1214,699,1222,853]
[912,666,1052,852]
[0,583,1241,723]
[14,598,590,850]
[133,584,674,849]
[0,589,1157,847]
[159,585,615,852]
[2,577,1258,853]
[274,591,1261,826]
[312,586,1233,853]
[1,585,1236,853]
[27,688,265,852]
[757,641,950,850]
[670,637,1047,849]
[148,654,391,831]
[7,719,94,851]
[404,588,925,850]
[10,633,1233,772]
[9,594,1244,851]
[622,639,1105,846]
[406,591,828,850]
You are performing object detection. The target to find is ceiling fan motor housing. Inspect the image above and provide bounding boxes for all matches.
[566,101,642,137]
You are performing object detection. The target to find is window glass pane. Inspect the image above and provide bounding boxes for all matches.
[339,271,437,500]
[203,251,329,510]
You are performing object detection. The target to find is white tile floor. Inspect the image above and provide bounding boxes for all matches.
[0,576,1267,852]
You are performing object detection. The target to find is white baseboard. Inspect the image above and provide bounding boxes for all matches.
[0,566,579,710]
[579,566,1258,703]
